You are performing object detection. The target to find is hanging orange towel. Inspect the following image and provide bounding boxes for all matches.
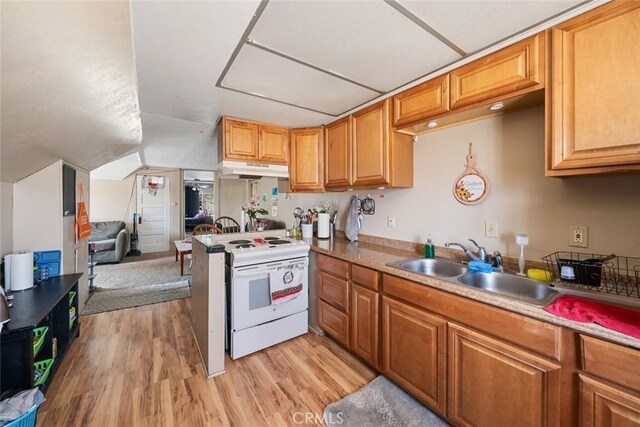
[77,184,91,239]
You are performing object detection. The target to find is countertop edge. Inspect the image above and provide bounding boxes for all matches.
[310,241,640,351]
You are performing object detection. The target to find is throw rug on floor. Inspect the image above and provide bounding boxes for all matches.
[324,376,450,427]
[81,280,190,315]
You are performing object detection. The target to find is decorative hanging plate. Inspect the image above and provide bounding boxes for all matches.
[453,143,490,205]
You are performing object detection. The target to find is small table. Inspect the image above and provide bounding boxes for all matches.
[174,240,193,276]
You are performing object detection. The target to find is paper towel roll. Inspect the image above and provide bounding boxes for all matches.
[7,252,34,291]
[317,213,330,239]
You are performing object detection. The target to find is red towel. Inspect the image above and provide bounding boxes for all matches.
[544,295,640,339]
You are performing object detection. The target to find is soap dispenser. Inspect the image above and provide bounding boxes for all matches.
[425,235,435,259]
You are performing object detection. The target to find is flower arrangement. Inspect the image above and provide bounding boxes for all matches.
[313,200,333,214]
[242,196,268,219]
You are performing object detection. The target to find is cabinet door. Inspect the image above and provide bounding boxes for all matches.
[350,284,379,368]
[318,272,349,313]
[548,3,640,172]
[352,100,390,187]
[580,374,640,427]
[448,323,561,427]
[382,296,447,415]
[258,125,288,164]
[289,127,324,192]
[450,33,544,110]
[325,116,352,188]
[393,75,449,127]
[223,118,258,161]
[319,300,349,346]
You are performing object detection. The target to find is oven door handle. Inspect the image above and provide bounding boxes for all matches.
[233,262,307,277]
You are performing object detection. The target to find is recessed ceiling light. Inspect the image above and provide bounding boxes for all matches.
[427,120,438,129]
[489,102,504,111]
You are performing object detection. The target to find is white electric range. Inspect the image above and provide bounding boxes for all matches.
[219,231,310,359]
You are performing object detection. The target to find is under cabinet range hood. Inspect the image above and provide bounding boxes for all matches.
[218,160,288,179]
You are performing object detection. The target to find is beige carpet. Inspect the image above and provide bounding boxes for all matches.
[82,281,190,315]
[94,250,187,289]
[324,376,450,427]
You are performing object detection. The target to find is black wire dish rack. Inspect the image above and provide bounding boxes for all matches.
[542,252,640,307]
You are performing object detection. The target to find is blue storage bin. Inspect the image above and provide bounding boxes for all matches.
[5,403,41,427]
[33,250,61,277]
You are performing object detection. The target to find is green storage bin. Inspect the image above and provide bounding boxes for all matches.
[32,326,49,358]
[68,291,76,304]
[33,358,54,386]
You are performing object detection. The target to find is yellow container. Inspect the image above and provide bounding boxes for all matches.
[527,269,553,283]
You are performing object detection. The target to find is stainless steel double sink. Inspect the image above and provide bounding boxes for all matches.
[387,257,558,307]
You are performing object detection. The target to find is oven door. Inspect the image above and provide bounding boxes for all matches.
[231,257,309,332]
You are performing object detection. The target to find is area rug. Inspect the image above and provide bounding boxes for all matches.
[81,281,190,315]
[94,251,185,290]
[324,376,450,427]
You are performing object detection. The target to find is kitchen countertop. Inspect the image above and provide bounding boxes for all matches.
[310,237,640,350]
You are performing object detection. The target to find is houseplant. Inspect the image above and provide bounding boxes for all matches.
[242,197,268,231]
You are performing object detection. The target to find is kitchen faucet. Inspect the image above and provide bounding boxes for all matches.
[445,240,506,271]
[444,239,487,263]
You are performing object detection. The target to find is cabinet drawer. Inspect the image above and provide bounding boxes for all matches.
[393,75,449,127]
[383,274,561,359]
[319,272,350,313]
[581,335,640,392]
[318,254,349,279]
[450,33,544,110]
[319,300,349,346]
[351,264,379,291]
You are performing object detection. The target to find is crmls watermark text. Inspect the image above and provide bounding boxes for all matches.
[292,411,344,424]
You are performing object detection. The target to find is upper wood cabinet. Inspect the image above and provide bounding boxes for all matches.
[393,75,449,128]
[258,125,288,164]
[448,323,561,427]
[325,99,413,190]
[217,117,288,165]
[289,127,324,192]
[450,33,544,110]
[393,33,545,135]
[547,2,640,176]
[325,116,352,188]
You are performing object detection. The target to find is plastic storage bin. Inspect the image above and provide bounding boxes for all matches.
[32,326,49,358]
[5,403,41,427]
[33,359,53,387]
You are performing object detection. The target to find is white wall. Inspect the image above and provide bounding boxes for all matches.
[294,107,640,260]
[217,179,247,222]
[13,162,62,252]
[90,169,183,242]
[90,176,136,231]
[0,182,14,256]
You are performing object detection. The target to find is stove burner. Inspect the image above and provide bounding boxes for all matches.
[236,244,255,249]
[263,237,280,241]
[229,240,251,244]
[267,240,290,245]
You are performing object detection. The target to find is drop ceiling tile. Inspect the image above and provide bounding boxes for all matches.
[399,0,582,53]
[250,1,462,92]
[221,44,379,116]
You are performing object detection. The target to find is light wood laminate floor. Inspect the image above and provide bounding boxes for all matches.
[38,298,375,426]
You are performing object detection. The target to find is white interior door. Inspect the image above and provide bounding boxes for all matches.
[136,175,170,253]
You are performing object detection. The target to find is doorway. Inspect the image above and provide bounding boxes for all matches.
[136,175,170,253]
[183,170,215,236]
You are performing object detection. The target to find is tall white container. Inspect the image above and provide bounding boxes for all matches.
[6,253,34,291]
[317,213,330,239]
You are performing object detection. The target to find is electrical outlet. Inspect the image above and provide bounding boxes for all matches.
[485,220,499,238]
[569,226,588,248]
[387,215,396,228]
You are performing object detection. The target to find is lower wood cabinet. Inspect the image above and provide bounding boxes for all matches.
[580,374,640,427]
[318,271,349,313]
[318,300,349,346]
[350,284,379,368]
[447,323,561,427]
[382,296,447,416]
